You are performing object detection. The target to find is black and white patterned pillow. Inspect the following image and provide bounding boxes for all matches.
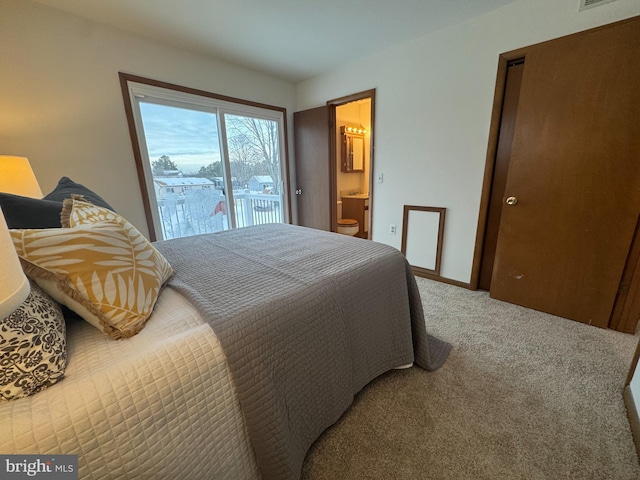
[0,281,66,400]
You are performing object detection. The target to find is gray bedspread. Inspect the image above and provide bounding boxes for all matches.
[155,223,450,480]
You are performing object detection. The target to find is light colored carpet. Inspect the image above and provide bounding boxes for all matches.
[301,277,640,479]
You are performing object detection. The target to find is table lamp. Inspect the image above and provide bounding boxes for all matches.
[0,206,29,319]
[0,155,43,198]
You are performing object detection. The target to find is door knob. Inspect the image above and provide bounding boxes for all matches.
[295,189,302,195]
[505,196,518,206]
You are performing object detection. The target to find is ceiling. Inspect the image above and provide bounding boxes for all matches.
[34,0,519,82]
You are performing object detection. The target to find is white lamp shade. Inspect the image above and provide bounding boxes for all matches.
[0,155,43,198]
[0,207,29,319]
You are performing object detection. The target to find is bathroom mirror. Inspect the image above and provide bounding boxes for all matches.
[341,126,365,173]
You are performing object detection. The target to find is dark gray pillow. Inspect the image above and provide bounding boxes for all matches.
[43,176,114,211]
[0,192,63,229]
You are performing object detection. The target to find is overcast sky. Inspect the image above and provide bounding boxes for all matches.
[139,102,221,173]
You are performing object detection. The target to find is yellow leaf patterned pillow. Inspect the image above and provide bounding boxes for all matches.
[60,195,125,228]
[11,200,174,339]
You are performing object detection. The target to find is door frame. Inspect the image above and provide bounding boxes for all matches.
[326,89,376,233]
[470,17,640,332]
[471,47,526,291]
[476,58,524,291]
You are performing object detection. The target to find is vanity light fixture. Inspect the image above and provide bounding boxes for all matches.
[344,126,366,135]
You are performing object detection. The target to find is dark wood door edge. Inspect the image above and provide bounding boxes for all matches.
[610,215,640,332]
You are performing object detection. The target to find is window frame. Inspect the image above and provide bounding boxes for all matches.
[119,72,291,241]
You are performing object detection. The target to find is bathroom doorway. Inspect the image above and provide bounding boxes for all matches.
[293,89,375,237]
[328,90,375,239]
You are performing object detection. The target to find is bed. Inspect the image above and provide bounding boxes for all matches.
[1,211,450,479]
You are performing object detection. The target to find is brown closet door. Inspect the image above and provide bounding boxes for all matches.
[490,18,640,327]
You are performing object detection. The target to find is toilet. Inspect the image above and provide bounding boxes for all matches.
[337,218,359,236]
[336,200,359,236]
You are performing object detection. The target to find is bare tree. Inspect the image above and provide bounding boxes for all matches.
[227,134,259,187]
[226,116,281,193]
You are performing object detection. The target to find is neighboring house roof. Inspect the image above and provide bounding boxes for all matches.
[250,175,273,183]
[154,177,214,187]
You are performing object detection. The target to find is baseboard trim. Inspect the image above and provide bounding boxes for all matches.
[411,268,471,290]
[623,385,640,460]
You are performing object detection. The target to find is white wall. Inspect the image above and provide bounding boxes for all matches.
[0,0,296,238]
[296,0,640,284]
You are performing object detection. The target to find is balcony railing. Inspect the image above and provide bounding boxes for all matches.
[157,190,282,240]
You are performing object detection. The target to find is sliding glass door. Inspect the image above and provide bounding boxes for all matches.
[120,74,289,241]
